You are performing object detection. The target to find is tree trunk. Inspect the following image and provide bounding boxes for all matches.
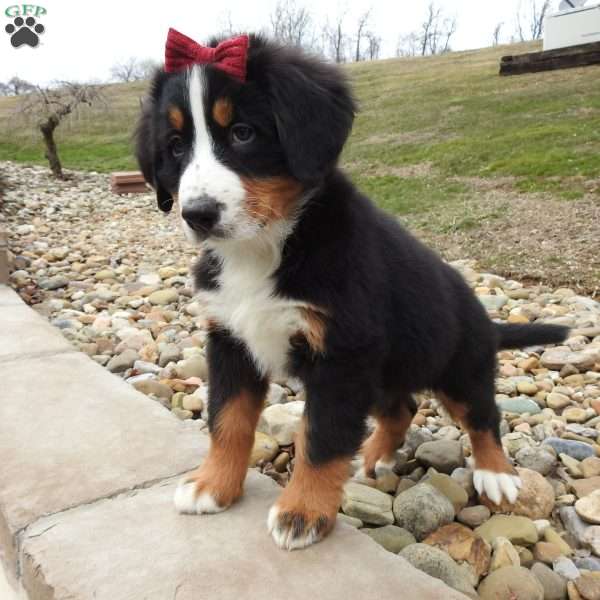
[40,118,63,179]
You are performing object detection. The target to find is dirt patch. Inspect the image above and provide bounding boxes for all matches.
[405,189,600,297]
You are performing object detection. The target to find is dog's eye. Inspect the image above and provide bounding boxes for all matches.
[169,135,185,159]
[231,123,255,145]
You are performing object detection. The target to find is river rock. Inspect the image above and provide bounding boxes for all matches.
[478,566,544,600]
[415,440,464,474]
[341,482,394,526]
[393,482,455,540]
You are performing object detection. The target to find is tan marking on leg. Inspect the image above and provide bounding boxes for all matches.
[186,391,263,507]
[212,97,233,127]
[362,406,413,476]
[469,429,515,474]
[241,176,302,224]
[168,106,184,130]
[272,420,350,542]
[437,392,514,474]
[299,307,327,355]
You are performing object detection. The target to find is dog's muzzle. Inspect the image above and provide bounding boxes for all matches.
[181,195,222,234]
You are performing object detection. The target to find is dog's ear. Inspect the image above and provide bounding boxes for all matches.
[135,85,174,213]
[267,56,356,184]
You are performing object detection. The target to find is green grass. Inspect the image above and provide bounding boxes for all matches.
[2,41,600,202]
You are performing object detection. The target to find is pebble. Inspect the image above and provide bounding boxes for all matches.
[148,288,179,305]
[399,544,477,598]
[426,471,469,513]
[544,438,597,461]
[476,515,539,545]
[574,572,600,600]
[363,525,416,553]
[553,556,580,581]
[582,459,600,479]
[414,440,464,474]
[516,445,557,475]
[256,401,304,445]
[393,483,455,540]
[341,482,394,526]
[457,505,491,528]
[423,523,491,583]
[490,537,521,571]
[106,349,138,373]
[498,395,543,415]
[480,468,555,520]
[531,562,568,600]
[249,432,279,466]
[478,566,544,600]
[575,490,600,525]
[571,477,600,499]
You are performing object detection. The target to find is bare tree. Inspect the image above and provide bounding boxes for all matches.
[516,0,551,41]
[110,58,143,83]
[365,32,381,60]
[396,32,420,57]
[138,58,160,80]
[492,22,503,46]
[5,76,35,96]
[441,16,457,53]
[270,0,315,49]
[323,12,348,63]
[420,2,441,56]
[354,9,372,62]
[0,82,9,96]
[19,82,105,178]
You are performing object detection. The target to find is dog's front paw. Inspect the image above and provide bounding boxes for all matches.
[173,470,241,515]
[267,504,334,551]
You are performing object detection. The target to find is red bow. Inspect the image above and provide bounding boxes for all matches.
[164,28,249,82]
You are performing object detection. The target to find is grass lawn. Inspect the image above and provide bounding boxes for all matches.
[1,41,599,293]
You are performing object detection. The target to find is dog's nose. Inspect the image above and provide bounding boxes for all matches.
[181,195,221,232]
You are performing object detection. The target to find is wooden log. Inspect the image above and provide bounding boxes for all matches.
[110,171,149,194]
[500,41,600,76]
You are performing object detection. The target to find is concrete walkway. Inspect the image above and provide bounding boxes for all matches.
[0,284,466,599]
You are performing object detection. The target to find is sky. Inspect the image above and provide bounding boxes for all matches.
[0,0,562,85]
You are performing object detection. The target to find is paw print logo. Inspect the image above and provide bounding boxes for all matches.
[5,16,45,48]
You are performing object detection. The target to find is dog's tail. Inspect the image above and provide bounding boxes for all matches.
[495,323,569,350]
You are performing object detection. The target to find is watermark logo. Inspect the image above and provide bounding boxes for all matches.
[4,4,46,48]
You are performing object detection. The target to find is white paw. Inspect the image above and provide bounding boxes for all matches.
[473,469,522,505]
[173,478,226,515]
[267,505,324,551]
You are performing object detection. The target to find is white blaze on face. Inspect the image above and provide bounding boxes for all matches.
[178,66,256,241]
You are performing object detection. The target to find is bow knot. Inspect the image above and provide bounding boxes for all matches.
[165,28,248,82]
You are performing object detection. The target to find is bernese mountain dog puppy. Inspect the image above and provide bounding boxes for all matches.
[135,33,568,551]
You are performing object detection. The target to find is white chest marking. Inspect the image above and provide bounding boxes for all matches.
[198,234,311,379]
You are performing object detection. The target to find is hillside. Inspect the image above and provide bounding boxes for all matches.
[1,41,599,293]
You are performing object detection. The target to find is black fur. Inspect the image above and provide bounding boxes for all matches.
[136,35,569,473]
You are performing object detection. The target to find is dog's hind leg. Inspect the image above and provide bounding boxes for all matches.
[361,393,417,478]
[437,375,521,506]
[174,327,268,515]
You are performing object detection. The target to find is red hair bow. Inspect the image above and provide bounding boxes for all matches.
[164,28,249,82]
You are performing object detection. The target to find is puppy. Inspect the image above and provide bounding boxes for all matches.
[136,33,568,551]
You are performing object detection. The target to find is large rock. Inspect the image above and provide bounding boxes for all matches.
[415,440,464,474]
[106,349,138,373]
[531,562,568,600]
[341,482,394,526]
[393,483,455,540]
[480,467,555,519]
[399,543,477,598]
[475,515,538,545]
[478,566,544,600]
[423,523,491,584]
[256,400,304,445]
[364,525,416,553]
[497,396,541,415]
